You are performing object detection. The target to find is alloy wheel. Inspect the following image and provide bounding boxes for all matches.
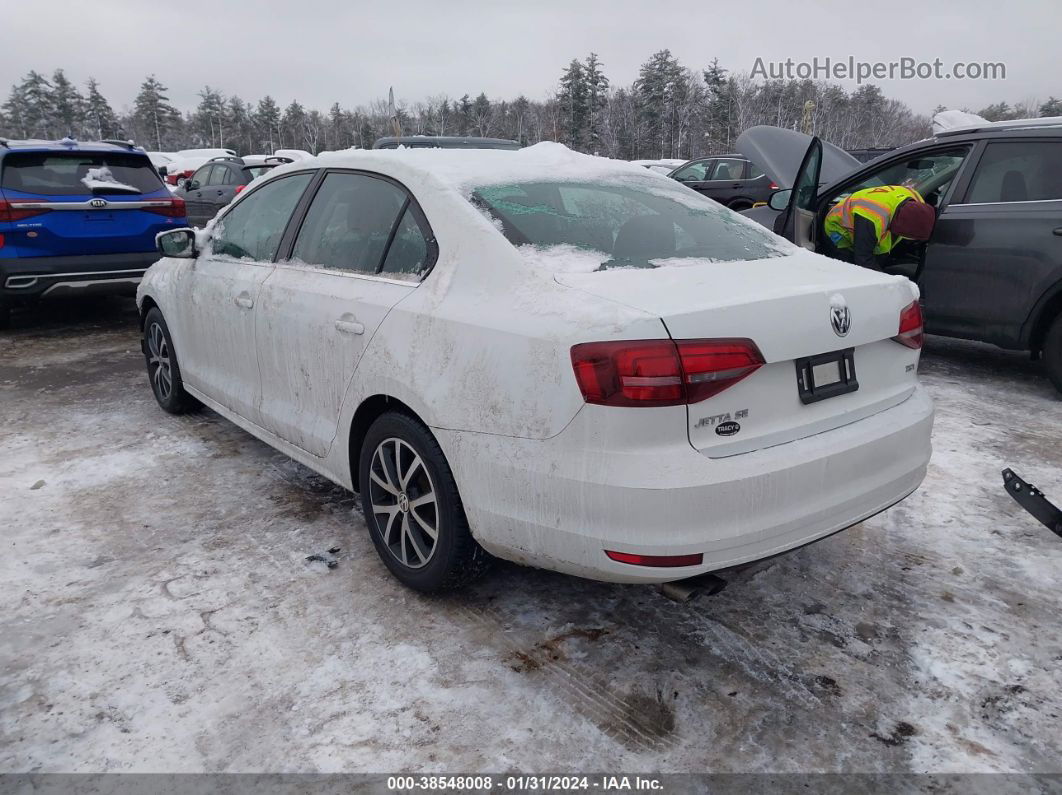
[368,437,439,569]
[147,322,173,401]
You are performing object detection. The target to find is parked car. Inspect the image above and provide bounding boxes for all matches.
[138,144,933,592]
[373,135,521,150]
[0,137,186,328]
[738,118,1062,393]
[667,155,779,210]
[631,158,687,174]
[174,155,289,227]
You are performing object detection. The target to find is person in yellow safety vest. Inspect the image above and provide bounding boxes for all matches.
[823,185,938,270]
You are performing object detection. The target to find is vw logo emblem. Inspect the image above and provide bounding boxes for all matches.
[829,294,852,337]
[89,198,108,209]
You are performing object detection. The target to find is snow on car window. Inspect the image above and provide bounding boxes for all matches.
[472,179,791,272]
[80,165,138,193]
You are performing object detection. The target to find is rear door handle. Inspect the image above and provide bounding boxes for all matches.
[335,318,365,335]
[1053,227,1062,236]
[234,293,254,309]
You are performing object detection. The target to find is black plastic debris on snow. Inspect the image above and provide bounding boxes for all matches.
[1002,468,1062,538]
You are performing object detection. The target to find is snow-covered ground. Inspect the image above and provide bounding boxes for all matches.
[1,298,1060,773]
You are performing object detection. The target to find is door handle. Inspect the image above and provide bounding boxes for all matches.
[335,318,365,335]
[1053,227,1062,236]
[234,293,254,309]
[217,190,224,196]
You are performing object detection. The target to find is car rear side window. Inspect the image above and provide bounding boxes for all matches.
[291,172,407,274]
[380,207,431,278]
[211,172,313,261]
[965,141,1062,204]
[0,151,164,196]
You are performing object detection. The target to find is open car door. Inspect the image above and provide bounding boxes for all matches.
[778,137,823,250]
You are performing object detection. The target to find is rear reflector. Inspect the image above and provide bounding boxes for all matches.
[571,338,764,407]
[605,550,704,567]
[893,300,924,349]
[0,200,50,222]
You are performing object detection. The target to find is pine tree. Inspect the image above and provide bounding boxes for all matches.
[5,72,55,138]
[50,69,84,138]
[557,59,588,148]
[84,78,120,140]
[1039,97,1062,117]
[454,95,473,136]
[636,50,684,158]
[584,53,609,153]
[281,100,306,149]
[254,96,281,152]
[226,96,251,154]
[194,86,226,147]
[134,75,180,150]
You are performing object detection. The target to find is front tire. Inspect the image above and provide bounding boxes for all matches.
[1044,314,1062,396]
[359,411,490,591]
[143,307,201,414]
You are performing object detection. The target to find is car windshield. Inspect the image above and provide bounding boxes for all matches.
[0,151,164,196]
[471,180,789,270]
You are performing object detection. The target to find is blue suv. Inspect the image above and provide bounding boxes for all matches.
[0,138,187,327]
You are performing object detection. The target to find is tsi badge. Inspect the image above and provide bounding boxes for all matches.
[695,408,748,436]
[830,293,852,337]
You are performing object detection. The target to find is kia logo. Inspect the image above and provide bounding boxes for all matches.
[89,198,108,209]
[829,294,852,337]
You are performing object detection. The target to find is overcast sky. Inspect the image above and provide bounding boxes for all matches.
[1,0,1057,115]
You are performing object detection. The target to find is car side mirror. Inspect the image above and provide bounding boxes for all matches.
[768,189,792,211]
[157,228,197,258]
[158,166,168,177]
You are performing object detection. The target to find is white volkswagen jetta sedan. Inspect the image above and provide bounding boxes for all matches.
[138,142,933,592]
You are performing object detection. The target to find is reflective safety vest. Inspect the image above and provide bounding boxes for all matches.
[823,185,925,255]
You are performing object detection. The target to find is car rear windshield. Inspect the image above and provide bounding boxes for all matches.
[244,165,277,180]
[471,180,788,269]
[0,151,165,196]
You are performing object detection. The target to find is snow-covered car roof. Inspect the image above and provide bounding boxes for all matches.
[276,142,669,196]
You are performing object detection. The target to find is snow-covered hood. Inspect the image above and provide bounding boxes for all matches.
[735,126,860,190]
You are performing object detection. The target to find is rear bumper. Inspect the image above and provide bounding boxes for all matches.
[436,386,934,583]
[0,252,158,302]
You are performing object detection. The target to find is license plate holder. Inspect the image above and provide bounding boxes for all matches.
[795,348,858,405]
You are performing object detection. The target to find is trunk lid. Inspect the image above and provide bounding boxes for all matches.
[556,252,922,457]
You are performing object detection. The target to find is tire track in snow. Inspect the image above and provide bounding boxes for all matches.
[452,603,676,753]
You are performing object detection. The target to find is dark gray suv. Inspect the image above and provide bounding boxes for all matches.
[738,119,1062,394]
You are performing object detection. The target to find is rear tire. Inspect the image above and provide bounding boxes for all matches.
[728,200,753,212]
[143,307,201,414]
[1044,314,1062,396]
[359,411,490,592]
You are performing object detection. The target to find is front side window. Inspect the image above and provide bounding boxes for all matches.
[291,172,407,273]
[965,141,1062,204]
[833,148,970,208]
[671,160,711,182]
[190,165,214,189]
[472,178,788,270]
[211,172,313,261]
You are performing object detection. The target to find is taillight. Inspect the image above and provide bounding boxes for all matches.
[570,338,763,407]
[768,181,779,190]
[235,185,245,195]
[140,197,186,218]
[605,550,704,567]
[0,233,5,248]
[0,199,50,222]
[893,300,924,349]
